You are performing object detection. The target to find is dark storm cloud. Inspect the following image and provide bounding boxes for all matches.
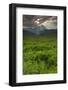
[23,15,57,28]
[23,15,35,28]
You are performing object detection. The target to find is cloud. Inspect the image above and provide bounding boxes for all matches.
[23,15,57,30]
[40,19,57,29]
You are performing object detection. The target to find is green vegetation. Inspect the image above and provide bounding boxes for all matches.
[23,34,57,75]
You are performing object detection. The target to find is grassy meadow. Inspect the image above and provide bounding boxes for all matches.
[23,33,57,75]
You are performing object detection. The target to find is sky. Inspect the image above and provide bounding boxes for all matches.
[23,15,57,29]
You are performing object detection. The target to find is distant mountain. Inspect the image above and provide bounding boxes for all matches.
[23,26,57,36]
[23,30,35,36]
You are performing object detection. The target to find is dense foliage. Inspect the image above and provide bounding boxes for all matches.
[23,34,57,75]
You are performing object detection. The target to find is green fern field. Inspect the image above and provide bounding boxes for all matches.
[23,34,57,75]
